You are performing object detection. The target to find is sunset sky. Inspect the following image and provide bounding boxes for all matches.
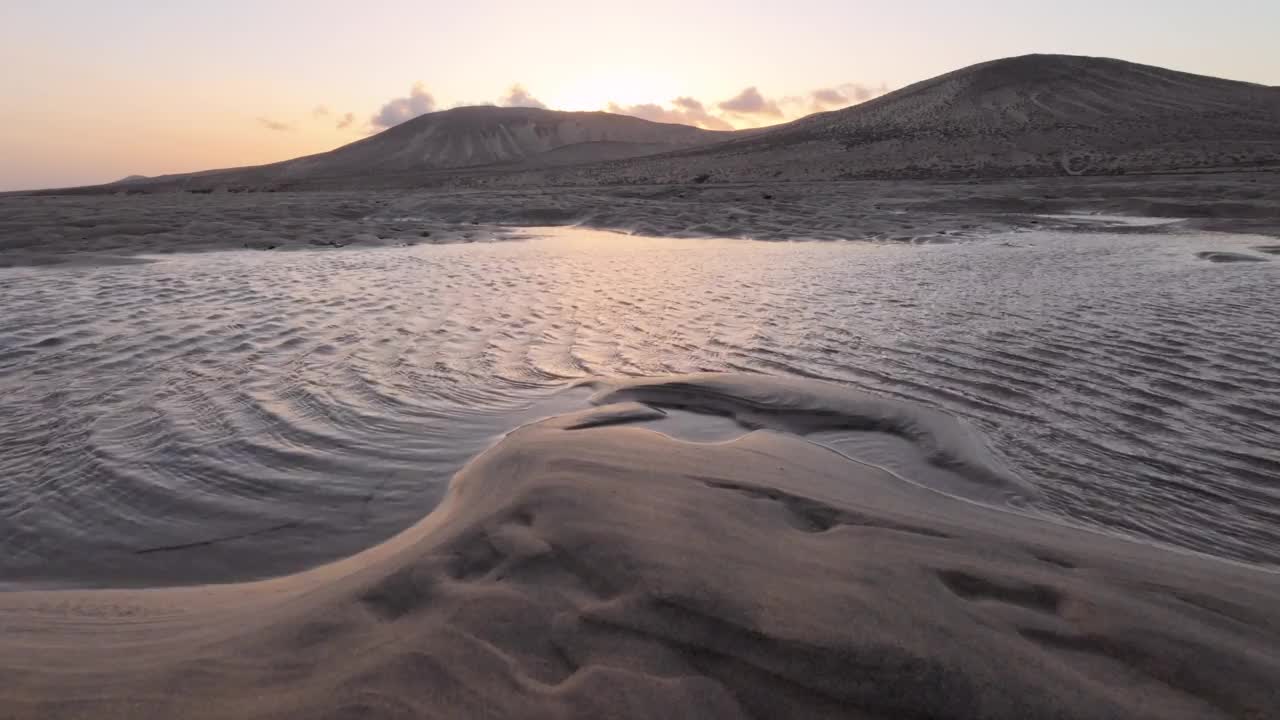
[3,0,1278,190]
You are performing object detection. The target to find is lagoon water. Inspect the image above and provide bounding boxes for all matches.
[1,226,1277,586]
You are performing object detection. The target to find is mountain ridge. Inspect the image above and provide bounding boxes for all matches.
[102,107,744,191]
[561,53,1280,183]
[33,54,1280,193]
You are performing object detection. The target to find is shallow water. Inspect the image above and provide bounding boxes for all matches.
[1,226,1277,586]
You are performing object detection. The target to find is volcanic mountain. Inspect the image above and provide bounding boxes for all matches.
[563,54,1280,183]
[47,54,1280,193]
[123,107,739,190]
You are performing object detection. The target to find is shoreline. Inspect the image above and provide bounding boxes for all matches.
[3,174,1278,268]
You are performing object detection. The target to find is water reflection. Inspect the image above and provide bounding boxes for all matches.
[1,227,1277,585]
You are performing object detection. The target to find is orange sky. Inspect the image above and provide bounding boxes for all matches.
[3,1,1277,190]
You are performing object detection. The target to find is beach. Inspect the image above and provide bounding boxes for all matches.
[6,14,1280,717]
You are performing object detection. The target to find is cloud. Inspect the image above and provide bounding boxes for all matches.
[257,117,293,132]
[609,81,890,130]
[370,82,436,130]
[606,97,734,131]
[717,87,782,117]
[310,105,358,130]
[808,82,890,112]
[851,82,890,101]
[499,84,546,109]
[349,78,887,137]
[810,88,845,106]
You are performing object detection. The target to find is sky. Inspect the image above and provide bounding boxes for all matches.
[2,1,1278,191]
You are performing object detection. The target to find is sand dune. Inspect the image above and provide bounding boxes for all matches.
[2,374,1278,719]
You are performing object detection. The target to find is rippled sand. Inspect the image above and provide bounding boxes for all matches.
[3,213,1280,718]
[2,374,1278,719]
[2,225,1278,590]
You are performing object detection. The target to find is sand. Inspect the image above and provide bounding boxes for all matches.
[4,224,1278,586]
[3,172,1278,267]
[4,49,1278,718]
[2,374,1277,719]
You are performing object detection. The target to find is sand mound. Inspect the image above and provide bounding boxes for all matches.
[589,373,1037,503]
[2,374,1278,718]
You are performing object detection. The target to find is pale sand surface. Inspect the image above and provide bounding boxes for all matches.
[2,375,1277,719]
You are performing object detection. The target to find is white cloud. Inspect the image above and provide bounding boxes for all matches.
[606,97,734,131]
[371,82,437,130]
[718,86,782,117]
[499,84,547,109]
[256,117,293,132]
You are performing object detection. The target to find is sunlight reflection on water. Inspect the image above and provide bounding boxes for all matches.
[1,226,1277,585]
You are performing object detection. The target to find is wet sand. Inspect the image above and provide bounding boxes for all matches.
[3,172,1278,267]
[4,224,1278,587]
[1,375,1277,719]
[3,175,1279,717]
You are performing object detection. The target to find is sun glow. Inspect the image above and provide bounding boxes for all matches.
[546,68,677,112]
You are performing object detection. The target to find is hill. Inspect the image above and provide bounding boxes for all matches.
[116,107,740,191]
[31,54,1280,193]
[544,54,1280,183]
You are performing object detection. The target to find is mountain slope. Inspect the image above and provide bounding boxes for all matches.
[286,106,736,175]
[42,54,1280,193]
[121,107,739,190]
[559,54,1280,182]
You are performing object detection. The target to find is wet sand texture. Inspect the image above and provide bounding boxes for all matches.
[4,172,1279,266]
[2,375,1277,719]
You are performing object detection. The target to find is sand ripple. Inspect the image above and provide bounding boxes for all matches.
[1,225,1277,584]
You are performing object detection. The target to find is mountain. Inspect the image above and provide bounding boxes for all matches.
[555,54,1280,183]
[279,106,738,175]
[120,107,740,190]
[40,55,1280,194]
